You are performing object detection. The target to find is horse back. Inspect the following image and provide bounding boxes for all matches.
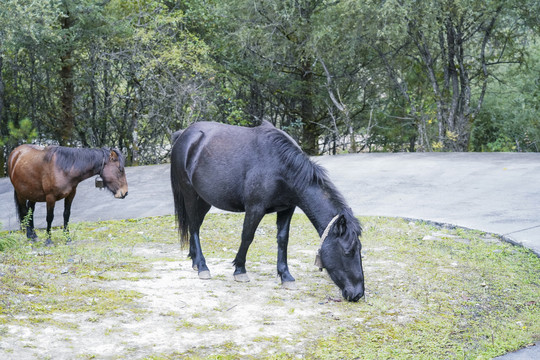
[173,122,274,181]
[8,145,47,179]
[171,122,297,212]
[8,145,71,202]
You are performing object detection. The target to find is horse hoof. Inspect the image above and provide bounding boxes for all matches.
[44,239,53,247]
[198,270,211,280]
[282,281,297,290]
[234,273,250,283]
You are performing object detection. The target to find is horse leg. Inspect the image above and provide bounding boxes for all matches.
[190,232,211,279]
[276,207,296,289]
[63,190,76,242]
[44,197,56,246]
[14,191,37,241]
[187,198,212,279]
[27,201,37,240]
[233,207,265,282]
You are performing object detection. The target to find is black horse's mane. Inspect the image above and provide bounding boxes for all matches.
[264,126,362,235]
[45,146,124,173]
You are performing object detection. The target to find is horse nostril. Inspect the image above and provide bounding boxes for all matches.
[343,289,364,302]
[122,191,128,199]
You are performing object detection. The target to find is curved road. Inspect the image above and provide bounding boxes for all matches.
[1,152,539,358]
[2,153,538,256]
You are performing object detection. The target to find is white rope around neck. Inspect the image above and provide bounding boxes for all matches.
[314,215,340,270]
[320,215,340,244]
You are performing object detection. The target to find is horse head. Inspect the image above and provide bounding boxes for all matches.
[319,214,364,302]
[101,149,128,199]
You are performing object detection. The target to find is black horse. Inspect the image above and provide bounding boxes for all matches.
[170,121,364,301]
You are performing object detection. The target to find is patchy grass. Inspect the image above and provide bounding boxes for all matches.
[305,216,540,359]
[0,214,539,359]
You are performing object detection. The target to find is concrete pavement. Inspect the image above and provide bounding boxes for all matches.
[317,153,540,257]
[1,152,539,358]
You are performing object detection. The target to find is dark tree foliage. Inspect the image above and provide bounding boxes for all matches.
[0,0,538,175]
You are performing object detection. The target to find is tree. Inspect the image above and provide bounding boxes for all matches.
[212,0,324,153]
[110,0,214,163]
[363,0,532,151]
[1,0,539,162]
[208,0,379,154]
[471,41,540,151]
[0,0,215,165]
[0,0,61,173]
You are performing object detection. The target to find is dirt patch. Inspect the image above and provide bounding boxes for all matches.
[0,245,340,359]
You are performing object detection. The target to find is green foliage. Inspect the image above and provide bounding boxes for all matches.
[0,232,21,252]
[0,118,38,147]
[0,0,538,156]
[471,41,540,152]
[0,118,38,175]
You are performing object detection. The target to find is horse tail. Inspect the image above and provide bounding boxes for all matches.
[8,153,23,225]
[13,190,23,224]
[170,154,189,248]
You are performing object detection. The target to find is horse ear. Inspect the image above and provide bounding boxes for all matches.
[109,149,118,161]
[333,215,347,236]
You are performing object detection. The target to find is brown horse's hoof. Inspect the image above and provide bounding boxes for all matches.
[27,232,39,242]
[282,281,297,290]
[198,270,211,280]
[234,273,250,283]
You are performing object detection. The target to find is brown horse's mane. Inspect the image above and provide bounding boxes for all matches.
[44,146,124,174]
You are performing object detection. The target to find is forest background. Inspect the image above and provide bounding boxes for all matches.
[0,0,539,174]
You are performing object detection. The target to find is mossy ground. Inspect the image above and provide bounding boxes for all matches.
[0,214,539,359]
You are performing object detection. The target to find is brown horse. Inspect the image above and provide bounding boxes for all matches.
[8,144,128,245]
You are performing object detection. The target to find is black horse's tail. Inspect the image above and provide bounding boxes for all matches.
[170,156,189,249]
[13,190,23,224]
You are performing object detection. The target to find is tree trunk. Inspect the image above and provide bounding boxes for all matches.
[410,5,502,152]
[300,60,319,155]
[59,10,74,146]
[0,55,5,176]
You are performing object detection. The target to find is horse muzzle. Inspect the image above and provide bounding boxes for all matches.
[115,190,128,199]
[343,286,364,302]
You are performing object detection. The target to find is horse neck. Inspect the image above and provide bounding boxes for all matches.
[297,183,342,236]
[87,149,108,178]
[69,148,107,182]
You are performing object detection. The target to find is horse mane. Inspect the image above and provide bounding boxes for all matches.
[264,124,362,235]
[44,146,124,173]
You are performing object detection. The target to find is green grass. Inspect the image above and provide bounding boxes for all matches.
[0,214,539,359]
[304,217,540,359]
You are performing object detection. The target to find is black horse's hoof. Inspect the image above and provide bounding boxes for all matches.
[44,239,54,247]
[234,273,250,282]
[198,270,211,280]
